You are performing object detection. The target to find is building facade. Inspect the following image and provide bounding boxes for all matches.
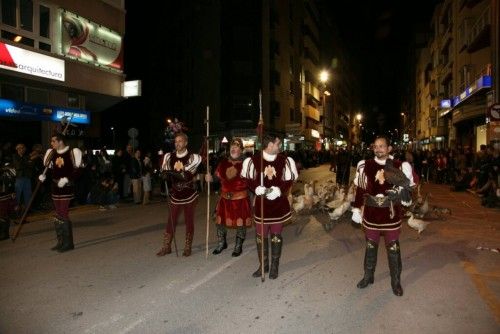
[0,0,125,148]
[415,0,498,151]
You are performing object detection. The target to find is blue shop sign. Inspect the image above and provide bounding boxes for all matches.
[0,98,90,124]
[452,75,492,108]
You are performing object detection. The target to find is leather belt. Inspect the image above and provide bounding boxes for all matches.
[364,194,392,208]
[221,190,247,200]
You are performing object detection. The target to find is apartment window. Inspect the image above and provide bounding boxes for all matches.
[0,0,52,51]
[289,81,294,95]
[19,0,33,31]
[289,108,294,122]
[39,4,49,37]
[289,56,293,75]
[1,0,16,26]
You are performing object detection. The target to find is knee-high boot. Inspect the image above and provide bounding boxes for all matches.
[51,216,64,250]
[357,239,378,288]
[387,240,403,296]
[212,224,227,255]
[58,219,75,253]
[0,217,10,241]
[231,227,246,257]
[252,235,269,277]
[182,232,194,257]
[269,234,283,279]
[156,232,173,256]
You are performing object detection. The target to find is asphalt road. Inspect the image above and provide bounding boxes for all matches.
[1,164,499,333]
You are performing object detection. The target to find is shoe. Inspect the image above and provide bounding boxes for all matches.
[108,204,117,209]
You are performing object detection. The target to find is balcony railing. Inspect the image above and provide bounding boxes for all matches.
[467,5,491,51]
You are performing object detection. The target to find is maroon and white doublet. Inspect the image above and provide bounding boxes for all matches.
[161,150,201,204]
[353,156,414,231]
[241,151,298,225]
[215,158,252,227]
[43,146,82,201]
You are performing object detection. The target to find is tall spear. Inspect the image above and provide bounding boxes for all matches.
[205,106,210,259]
[258,90,265,282]
[12,113,74,242]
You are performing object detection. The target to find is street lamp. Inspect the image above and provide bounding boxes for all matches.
[319,70,330,148]
[110,126,116,148]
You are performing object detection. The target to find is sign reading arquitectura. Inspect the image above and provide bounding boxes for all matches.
[0,42,65,81]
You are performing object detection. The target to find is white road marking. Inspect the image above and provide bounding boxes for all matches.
[180,246,255,294]
[119,317,146,334]
[85,313,124,333]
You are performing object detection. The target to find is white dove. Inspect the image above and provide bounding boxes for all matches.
[407,213,430,235]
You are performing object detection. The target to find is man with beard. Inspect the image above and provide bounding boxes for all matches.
[351,136,414,296]
[241,134,298,279]
[156,132,202,257]
[205,138,252,256]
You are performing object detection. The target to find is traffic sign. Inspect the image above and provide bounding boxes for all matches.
[128,128,139,138]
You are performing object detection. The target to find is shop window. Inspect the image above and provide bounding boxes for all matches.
[27,87,48,104]
[1,83,25,101]
[68,93,79,108]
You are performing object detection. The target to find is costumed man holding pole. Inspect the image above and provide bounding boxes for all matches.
[38,133,83,252]
[156,132,202,257]
[205,138,252,256]
[241,134,298,279]
[351,135,414,296]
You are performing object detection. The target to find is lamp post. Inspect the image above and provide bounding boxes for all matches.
[110,126,116,148]
[319,70,330,149]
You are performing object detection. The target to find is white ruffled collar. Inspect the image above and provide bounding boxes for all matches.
[374,154,394,165]
[57,146,69,154]
[263,150,277,161]
[176,150,188,158]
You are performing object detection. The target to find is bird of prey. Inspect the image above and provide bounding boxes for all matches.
[383,159,413,204]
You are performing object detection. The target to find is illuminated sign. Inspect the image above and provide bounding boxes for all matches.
[0,42,65,81]
[440,99,451,108]
[60,10,123,71]
[122,80,142,97]
[311,129,320,138]
[0,98,90,124]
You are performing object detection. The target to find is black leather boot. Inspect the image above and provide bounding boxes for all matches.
[269,234,283,279]
[57,219,75,253]
[252,235,269,277]
[212,224,227,255]
[387,240,403,296]
[357,239,378,288]
[231,227,246,257]
[51,216,64,251]
[0,217,10,241]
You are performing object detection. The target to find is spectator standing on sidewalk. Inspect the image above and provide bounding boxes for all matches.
[12,143,33,213]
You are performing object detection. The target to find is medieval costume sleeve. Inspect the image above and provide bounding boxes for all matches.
[353,159,367,209]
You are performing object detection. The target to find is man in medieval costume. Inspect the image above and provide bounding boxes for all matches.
[351,135,414,296]
[39,133,83,252]
[206,138,252,256]
[241,134,298,279]
[156,132,202,257]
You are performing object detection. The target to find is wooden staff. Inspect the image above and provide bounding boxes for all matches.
[12,114,74,242]
[205,106,210,259]
[258,91,265,282]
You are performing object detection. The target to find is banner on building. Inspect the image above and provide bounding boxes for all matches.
[60,10,123,71]
[0,41,65,81]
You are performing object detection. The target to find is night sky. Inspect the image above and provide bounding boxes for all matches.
[104,0,439,148]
